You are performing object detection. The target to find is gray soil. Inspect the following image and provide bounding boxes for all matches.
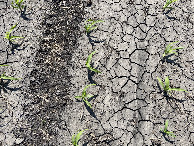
[0,0,193,146]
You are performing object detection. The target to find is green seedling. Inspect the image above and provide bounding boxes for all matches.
[85,19,104,34]
[4,23,24,42]
[160,120,175,137]
[0,65,19,80]
[0,73,19,80]
[74,84,96,109]
[163,0,178,9]
[11,0,25,12]
[86,51,101,73]
[157,76,187,96]
[163,41,183,57]
[72,129,88,146]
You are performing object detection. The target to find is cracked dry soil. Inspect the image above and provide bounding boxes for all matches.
[0,0,194,146]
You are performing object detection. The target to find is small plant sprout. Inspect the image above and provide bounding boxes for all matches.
[160,120,175,137]
[163,41,183,57]
[74,84,96,109]
[163,0,178,9]
[0,65,19,80]
[85,19,104,34]
[86,51,101,73]
[72,129,88,146]
[11,0,25,12]
[4,23,24,42]
[157,76,187,96]
[0,73,19,80]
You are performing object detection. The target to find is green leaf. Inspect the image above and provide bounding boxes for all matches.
[74,96,82,99]
[167,131,176,137]
[169,51,177,55]
[76,84,96,109]
[11,0,25,11]
[4,23,24,42]
[82,84,96,96]
[11,5,18,8]
[86,51,101,73]
[10,36,24,39]
[86,51,96,67]
[169,88,188,92]
[164,120,169,132]
[163,41,182,57]
[86,94,93,99]
[10,36,24,41]
[1,74,19,80]
[0,65,9,66]
[10,23,18,32]
[171,47,183,50]
[85,19,104,33]
[164,76,170,91]
[163,0,178,9]
[72,134,76,145]
[88,66,101,73]
[88,26,97,32]
[82,91,86,97]
[157,77,165,89]
[83,98,92,109]
[75,129,88,146]
[161,120,176,137]
[5,32,10,39]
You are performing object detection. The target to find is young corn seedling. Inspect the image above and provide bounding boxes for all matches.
[157,76,187,96]
[0,65,19,80]
[85,19,104,34]
[86,51,101,73]
[11,0,25,12]
[163,0,178,9]
[4,23,24,42]
[0,73,19,80]
[72,129,88,146]
[74,84,96,109]
[163,41,183,57]
[160,120,175,137]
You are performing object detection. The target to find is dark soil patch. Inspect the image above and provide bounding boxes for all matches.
[14,1,86,145]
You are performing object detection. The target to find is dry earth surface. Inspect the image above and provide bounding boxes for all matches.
[0,0,194,146]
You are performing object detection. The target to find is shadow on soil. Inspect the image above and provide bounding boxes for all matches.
[162,54,183,68]
[163,9,177,20]
[160,131,175,144]
[87,32,105,46]
[87,64,101,84]
[0,79,22,93]
[20,6,32,21]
